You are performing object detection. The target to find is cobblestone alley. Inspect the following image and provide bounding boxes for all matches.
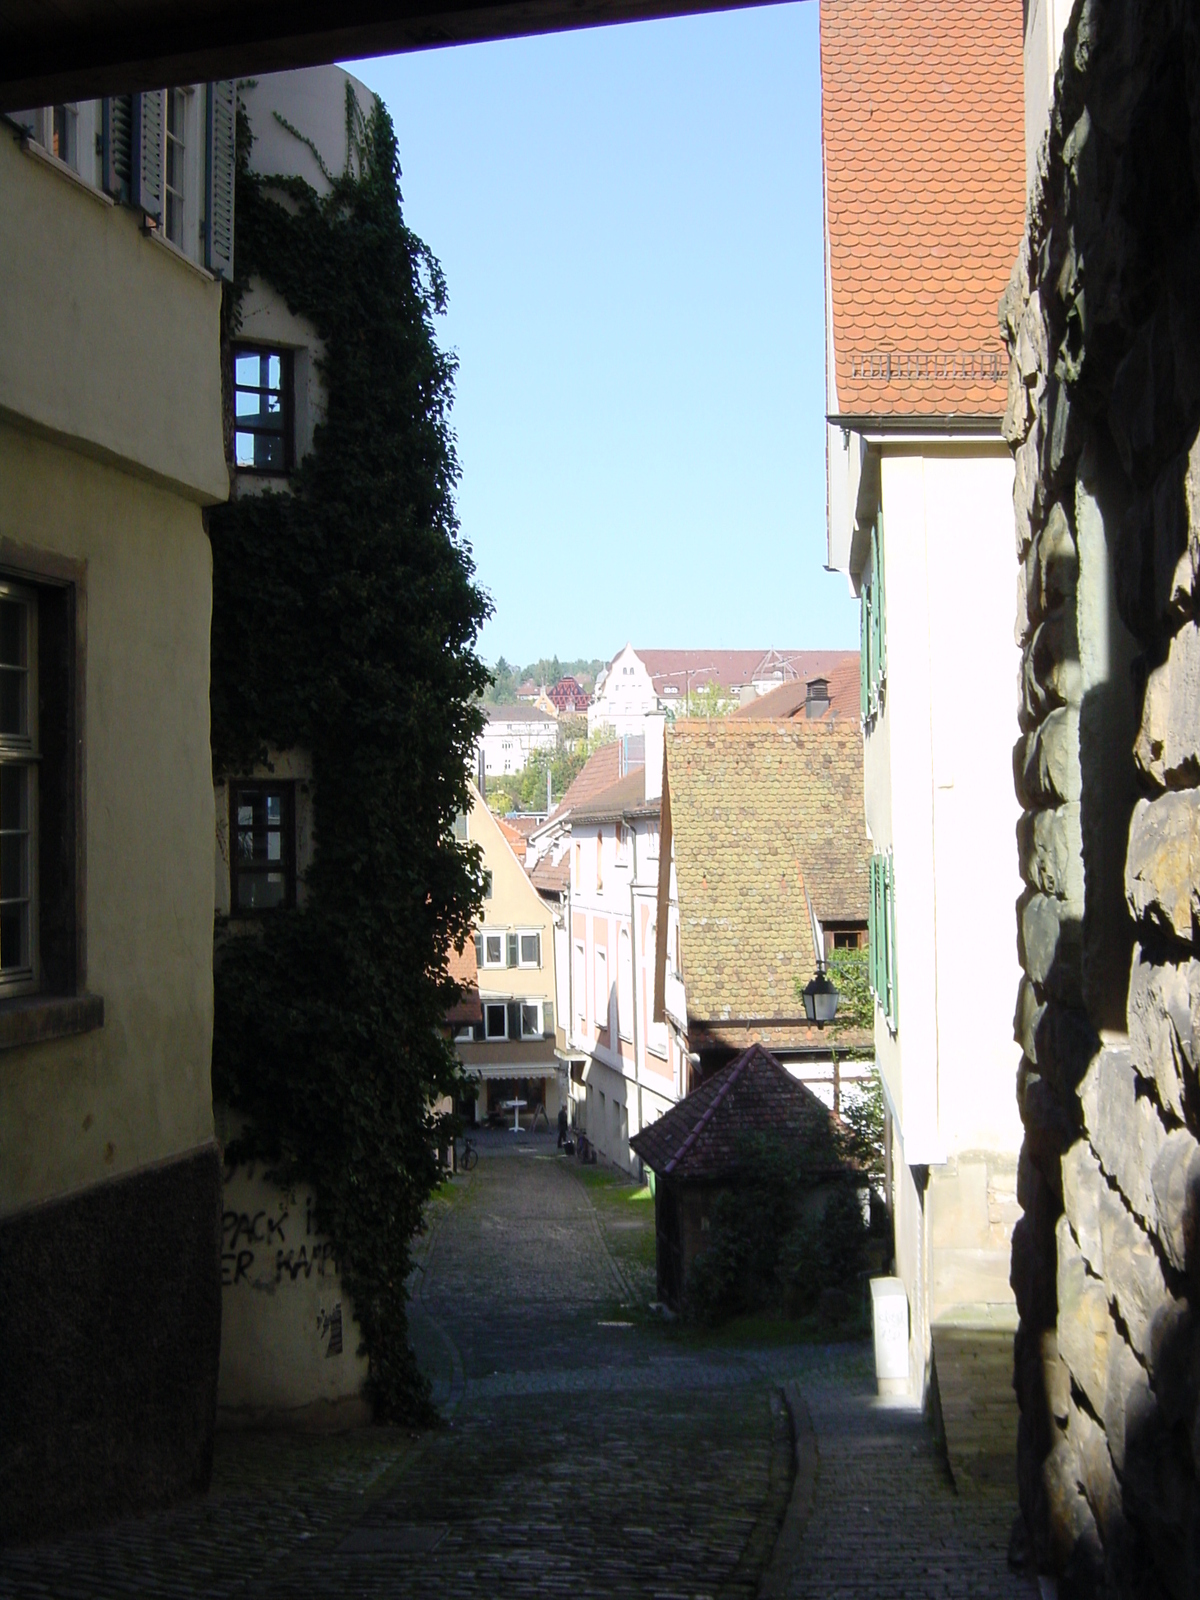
[1,1136,1033,1598]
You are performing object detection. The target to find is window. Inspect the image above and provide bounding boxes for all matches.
[452,811,468,841]
[480,930,505,968]
[517,930,541,968]
[860,514,887,722]
[164,89,185,245]
[573,941,586,1033]
[0,587,37,987]
[231,783,295,912]
[595,833,604,892]
[574,841,581,889]
[868,851,898,1030]
[483,870,493,900]
[50,105,77,168]
[595,946,608,1034]
[616,822,630,866]
[520,1002,542,1039]
[618,928,633,1042]
[484,1002,507,1040]
[233,346,293,473]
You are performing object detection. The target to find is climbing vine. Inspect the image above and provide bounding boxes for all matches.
[208,88,489,1421]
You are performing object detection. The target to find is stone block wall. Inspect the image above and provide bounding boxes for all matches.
[1003,3,1200,1593]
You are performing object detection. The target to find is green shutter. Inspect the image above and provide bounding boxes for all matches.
[101,95,132,202]
[134,90,164,224]
[860,576,870,722]
[543,1000,554,1037]
[507,931,519,969]
[474,931,484,968]
[205,81,236,280]
[886,852,898,1029]
[875,513,887,683]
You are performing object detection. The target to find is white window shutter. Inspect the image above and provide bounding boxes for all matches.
[205,81,236,280]
[134,90,164,224]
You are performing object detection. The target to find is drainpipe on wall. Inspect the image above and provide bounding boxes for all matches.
[629,816,643,1181]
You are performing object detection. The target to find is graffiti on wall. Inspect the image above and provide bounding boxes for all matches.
[221,1181,340,1295]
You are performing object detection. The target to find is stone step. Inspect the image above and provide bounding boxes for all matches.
[932,1316,1020,1496]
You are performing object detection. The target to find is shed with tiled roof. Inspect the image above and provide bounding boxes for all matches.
[630,1043,850,1307]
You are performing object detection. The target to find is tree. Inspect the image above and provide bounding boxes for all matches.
[208,89,489,1422]
[678,680,740,718]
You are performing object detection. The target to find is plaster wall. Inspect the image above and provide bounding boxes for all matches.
[217,1151,368,1421]
[0,128,227,505]
[470,786,556,1015]
[0,424,216,1215]
[241,67,375,195]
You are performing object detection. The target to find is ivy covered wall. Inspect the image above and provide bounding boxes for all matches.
[207,90,489,1421]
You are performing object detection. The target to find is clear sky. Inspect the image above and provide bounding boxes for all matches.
[344,1,855,666]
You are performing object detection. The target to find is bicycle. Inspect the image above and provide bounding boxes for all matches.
[459,1135,478,1172]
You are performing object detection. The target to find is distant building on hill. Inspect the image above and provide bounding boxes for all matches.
[588,644,859,739]
[548,675,587,715]
[477,703,558,777]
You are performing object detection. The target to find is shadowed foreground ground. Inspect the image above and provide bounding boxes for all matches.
[0,1132,1032,1598]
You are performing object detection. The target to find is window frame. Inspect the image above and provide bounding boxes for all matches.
[229,780,296,916]
[516,929,541,969]
[232,343,295,477]
[0,582,39,994]
[480,929,506,969]
[519,1000,543,1040]
[164,86,187,246]
[0,546,92,1038]
[483,1001,508,1041]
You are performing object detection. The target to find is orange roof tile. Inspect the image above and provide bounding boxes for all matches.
[495,814,529,853]
[732,654,860,722]
[820,0,1025,420]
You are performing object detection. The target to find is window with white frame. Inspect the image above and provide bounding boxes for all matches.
[573,941,586,1033]
[594,946,608,1034]
[616,822,630,866]
[520,1001,542,1039]
[478,930,505,968]
[50,104,77,168]
[617,927,633,1042]
[483,1001,507,1040]
[0,586,37,988]
[595,832,604,892]
[517,930,541,968]
[164,88,186,246]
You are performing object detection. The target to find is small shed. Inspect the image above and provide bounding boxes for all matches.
[630,1043,849,1309]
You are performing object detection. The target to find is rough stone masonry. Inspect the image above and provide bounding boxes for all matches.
[1002,2,1200,1594]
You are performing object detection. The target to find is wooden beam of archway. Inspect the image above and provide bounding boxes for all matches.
[0,0,796,114]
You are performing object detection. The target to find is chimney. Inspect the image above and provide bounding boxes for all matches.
[805,677,830,719]
[644,713,665,803]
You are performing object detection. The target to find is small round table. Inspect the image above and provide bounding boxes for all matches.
[501,1097,527,1132]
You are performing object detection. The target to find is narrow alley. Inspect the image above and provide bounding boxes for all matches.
[2,1139,1030,1599]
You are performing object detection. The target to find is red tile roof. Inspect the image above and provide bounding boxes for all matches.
[629,1043,844,1180]
[732,654,860,722]
[530,855,570,895]
[820,0,1025,420]
[547,740,626,823]
[635,649,848,701]
[496,814,529,854]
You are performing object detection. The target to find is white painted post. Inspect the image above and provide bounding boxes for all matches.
[870,1276,909,1396]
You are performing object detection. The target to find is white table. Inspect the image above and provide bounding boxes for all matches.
[501,1097,527,1132]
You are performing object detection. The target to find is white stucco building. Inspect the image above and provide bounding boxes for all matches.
[820,0,1027,1479]
[477,703,558,777]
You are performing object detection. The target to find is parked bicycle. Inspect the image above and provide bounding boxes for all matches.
[459,1135,478,1172]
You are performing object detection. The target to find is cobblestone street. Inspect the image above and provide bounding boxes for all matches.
[1,1136,1033,1598]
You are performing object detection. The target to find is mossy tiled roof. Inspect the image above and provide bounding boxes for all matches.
[667,719,869,1026]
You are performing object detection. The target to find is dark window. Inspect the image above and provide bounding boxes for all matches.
[0,561,84,1004]
[231,782,295,913]
[484,1001,507,1040]
[0,586,36,985]
[233,346,293,473]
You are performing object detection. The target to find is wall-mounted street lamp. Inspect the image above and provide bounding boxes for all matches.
[801,882,840,1026]
[802,964,840,1025]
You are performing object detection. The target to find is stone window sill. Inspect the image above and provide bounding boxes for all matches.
[0,992,104,1050]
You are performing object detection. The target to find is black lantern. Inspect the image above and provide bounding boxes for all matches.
[802,961,839,1025]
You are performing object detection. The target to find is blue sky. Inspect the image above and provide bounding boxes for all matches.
[344,1,855,665]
